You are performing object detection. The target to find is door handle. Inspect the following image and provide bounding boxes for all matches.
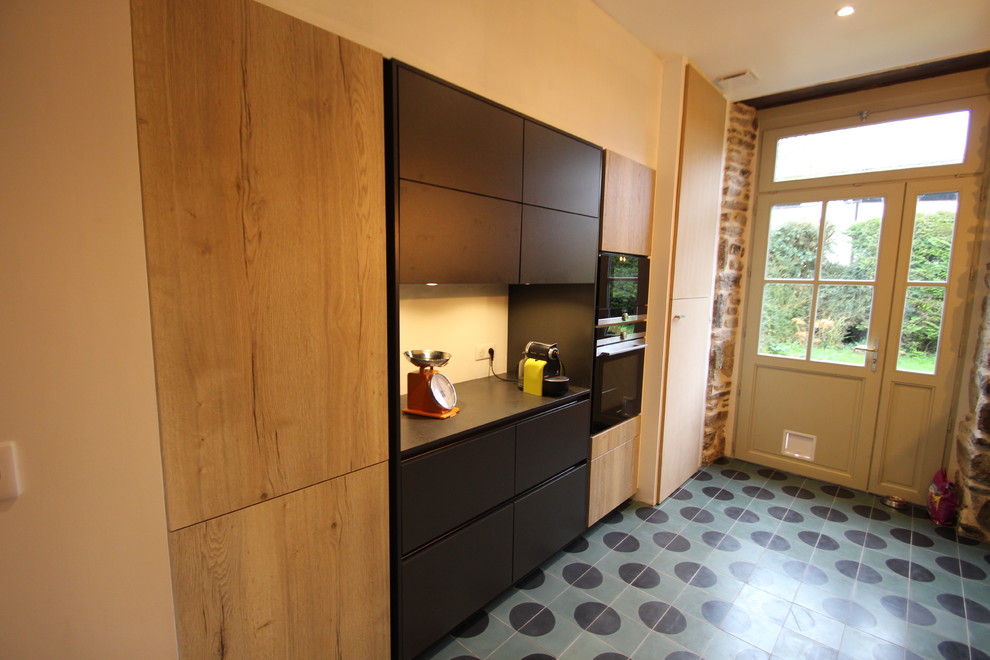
[853,339,880,372]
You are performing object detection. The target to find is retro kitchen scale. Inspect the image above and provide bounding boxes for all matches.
[402,350,459,418]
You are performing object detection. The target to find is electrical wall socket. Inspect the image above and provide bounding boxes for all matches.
[474,343,495,361]
[0,441,22,501]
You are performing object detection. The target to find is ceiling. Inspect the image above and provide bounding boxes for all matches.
[593,0,990,102]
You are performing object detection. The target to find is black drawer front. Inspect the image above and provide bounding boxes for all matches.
[401,425,515,555]
[401,506,514,660]
[515,399,590,493]
[513,464,589,582]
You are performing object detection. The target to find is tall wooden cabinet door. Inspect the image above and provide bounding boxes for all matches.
[658,298,711,501]
[601,151,656,256]
[397,66,523,201]
[132,0,388,529]
[398,180,521,284]
[671,66,726,298]
[523,121,603,217]
[519,206,599,284]
[169,462,390,660]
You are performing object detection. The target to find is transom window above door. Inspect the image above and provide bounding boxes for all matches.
[759,97,989,191]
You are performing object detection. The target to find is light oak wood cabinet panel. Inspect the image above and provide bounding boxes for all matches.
[588,431,640,526]
[169,462,390,660]
[588,416,640,525]
[655,65,726,501]
[659,298,712,501]
[601,151,656,256]
[132,0,387,529]
[670,66,727,299]
[591,415,641,459]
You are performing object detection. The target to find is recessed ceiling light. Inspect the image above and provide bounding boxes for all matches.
[836,6,855,17]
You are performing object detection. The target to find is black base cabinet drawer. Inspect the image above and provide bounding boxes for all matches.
[401,425,515,555]
[513,464,589,582]
[515,399,590,493]
[401,506,514,659]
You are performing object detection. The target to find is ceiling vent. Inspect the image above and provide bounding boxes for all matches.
[715,69,759,91]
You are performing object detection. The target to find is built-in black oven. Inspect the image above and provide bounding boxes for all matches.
[593,253,649,432]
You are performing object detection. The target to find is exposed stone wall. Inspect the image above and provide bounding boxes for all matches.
[956,263,990,543]
[702,104,758,465]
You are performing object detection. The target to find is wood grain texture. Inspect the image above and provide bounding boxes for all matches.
[590,415,641,459]
[671,65,727,299]
[169,461,390,659]
[659,298,711,501]
[588,436,639,526]
[601,151,656,256]
[132,0,387,529]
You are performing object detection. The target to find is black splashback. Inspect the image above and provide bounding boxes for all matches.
[508,283,596,389]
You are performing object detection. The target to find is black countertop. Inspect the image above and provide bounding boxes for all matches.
[399,374,589,458]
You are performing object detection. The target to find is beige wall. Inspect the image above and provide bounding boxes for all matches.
[259,0,664,168]
[0,0,177,657]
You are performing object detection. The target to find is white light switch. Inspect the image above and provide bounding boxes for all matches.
[0,441,22,501]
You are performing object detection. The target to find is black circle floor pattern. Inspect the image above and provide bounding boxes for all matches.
[935,555,988,580]
[724,506,761,523]
[886,558,936,582]
[768,505,804,523]
[936,593,990,622]
[441,461,989,660]
[844,529,888,549]
[618,562,660,588]
[635,506,670,523]
[562,563,602,589]
[702,486,734,500]
[702,530,741,551]
[639,601,687,633]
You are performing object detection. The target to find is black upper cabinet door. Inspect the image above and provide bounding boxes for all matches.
[523,121,603,217]
[519,205,598,284]
[399,180,521,284]
[398,66,523,201]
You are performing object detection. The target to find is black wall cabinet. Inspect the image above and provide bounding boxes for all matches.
[397,65,523,201]
[519,205,598,284]
[398,180,521,284]
[523,120,603,218]
[391,62,601,285]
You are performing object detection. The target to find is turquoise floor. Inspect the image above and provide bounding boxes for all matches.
[418,457,990,659]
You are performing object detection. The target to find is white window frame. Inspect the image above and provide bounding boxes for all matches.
[759,96,989,193]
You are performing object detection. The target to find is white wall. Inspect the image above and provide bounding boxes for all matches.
[0,1,178,657]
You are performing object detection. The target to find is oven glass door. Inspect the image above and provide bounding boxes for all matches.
[597,253,649,322]
[593,344,645,432]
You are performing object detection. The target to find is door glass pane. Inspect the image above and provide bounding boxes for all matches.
[821,198,884,281]
[810,285,873,366]
[774,110,971,182]
[897,286,945,374]
[758,283,813,358]
[907,193,959,283]
[766,202,822,279]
